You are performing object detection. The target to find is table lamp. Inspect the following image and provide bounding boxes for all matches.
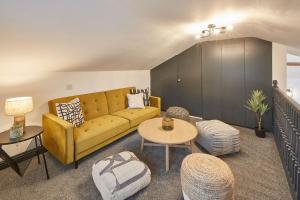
[5,97,33,133]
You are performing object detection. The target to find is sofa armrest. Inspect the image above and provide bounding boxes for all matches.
[150,96,161,110]
[42,113,74,164]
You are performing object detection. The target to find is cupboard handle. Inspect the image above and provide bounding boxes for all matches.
[177,78,182,83]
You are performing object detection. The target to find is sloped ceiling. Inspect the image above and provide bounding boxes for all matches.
[1,0,300,72]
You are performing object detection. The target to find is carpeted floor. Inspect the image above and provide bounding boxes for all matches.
[0,125,292,200]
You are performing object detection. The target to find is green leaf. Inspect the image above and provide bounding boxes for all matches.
[245,89,270,127]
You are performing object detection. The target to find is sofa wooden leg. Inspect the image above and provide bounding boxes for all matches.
[74,161,78,169]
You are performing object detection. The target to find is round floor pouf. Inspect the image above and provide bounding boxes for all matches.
[181,153,234,200]
[166,106,190,121]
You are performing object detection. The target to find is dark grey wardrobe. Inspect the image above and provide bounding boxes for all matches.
[151,37,272,130]
[151,44,202,117]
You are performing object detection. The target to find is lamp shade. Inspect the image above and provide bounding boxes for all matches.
[5,97,33,116]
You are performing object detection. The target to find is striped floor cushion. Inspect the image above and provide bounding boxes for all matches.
[195,120,240,156]
[92,151,151,200]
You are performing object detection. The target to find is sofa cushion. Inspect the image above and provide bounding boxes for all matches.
[49,92,109,120]
[127,93,145,109]
[56,98,85,127]
[112,106,160,127]
[74,115,130,154]
[105,87,134,114]
[130,88,150,106]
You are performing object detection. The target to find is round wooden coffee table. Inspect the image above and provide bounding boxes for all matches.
[138,117,198,171]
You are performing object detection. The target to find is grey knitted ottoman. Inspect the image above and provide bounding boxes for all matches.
[181,153,235,200]
[166,106,190,121]
[195,120,240,156]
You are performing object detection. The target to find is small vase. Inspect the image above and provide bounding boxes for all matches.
[9,125,23,139]
[162,117,174,131]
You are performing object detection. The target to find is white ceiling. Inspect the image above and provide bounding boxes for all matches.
[1,0,300,72]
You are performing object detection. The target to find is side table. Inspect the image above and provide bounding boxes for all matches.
[0,126,49,179]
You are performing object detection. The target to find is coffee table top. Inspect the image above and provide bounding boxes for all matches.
[138,118,198,145]
[0,126,43,145]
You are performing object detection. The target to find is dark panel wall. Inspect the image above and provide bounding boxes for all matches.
[177,44,202,116]
[245,38,272,130]
[151,44,202,116]
[151,37,272,130]
[202,41,222,119]
[220,39,246,126]
[151,57,178,109]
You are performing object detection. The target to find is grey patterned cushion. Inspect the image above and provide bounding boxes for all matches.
[166,106,190,121]
[55,98,84,127]
[92,151,151,200]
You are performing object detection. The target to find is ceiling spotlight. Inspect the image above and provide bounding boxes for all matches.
[226,25,234,30]
[195,23,233,39]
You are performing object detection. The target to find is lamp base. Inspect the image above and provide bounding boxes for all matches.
[14,115,25,133]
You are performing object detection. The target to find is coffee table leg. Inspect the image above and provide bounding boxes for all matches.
[166,144,169,171]
[190,140,193,153]
[140,137,144,152]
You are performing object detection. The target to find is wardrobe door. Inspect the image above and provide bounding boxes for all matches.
[151,56,178,111]
[221,39,246,126]
[177,44,202,116]
[202,41,222,119]
[245,38,272,130]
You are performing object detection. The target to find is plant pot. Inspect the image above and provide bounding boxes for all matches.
[254,127,266,138]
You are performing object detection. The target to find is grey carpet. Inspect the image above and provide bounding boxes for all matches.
[0,125,292,200]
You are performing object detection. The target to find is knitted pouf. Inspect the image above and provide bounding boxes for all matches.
[181,153,234,200]
[166,106,190,121]
[195,120,240,156]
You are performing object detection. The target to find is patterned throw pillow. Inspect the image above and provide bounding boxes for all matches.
[130,88,150,106]
[56,98,85,127]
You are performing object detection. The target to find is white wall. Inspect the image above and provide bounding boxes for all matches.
[0,70,150,156]
[287,53,300,104]
[0,70,150,131]
[272,43,287,90]
[287,68,300,104]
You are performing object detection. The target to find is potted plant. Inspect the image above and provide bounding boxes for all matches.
[245,90,270,138]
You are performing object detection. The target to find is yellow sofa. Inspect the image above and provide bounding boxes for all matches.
[42,87,161,167]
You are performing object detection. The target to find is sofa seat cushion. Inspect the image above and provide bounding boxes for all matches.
[112,106,160,127]
[74,115,130,154]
